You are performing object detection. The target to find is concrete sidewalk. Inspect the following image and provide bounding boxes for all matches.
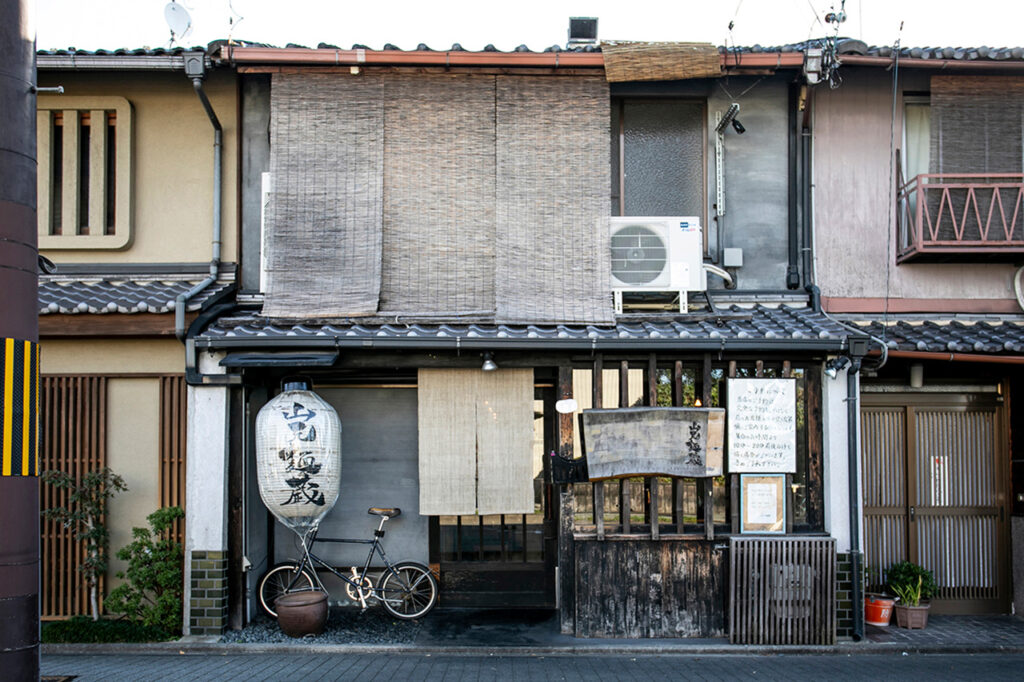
[41,611,1024,657]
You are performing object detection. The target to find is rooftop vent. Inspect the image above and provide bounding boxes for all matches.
[568,17,598,46]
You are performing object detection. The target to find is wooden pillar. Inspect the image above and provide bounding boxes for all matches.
[647,354,658,540]
[618,360,631,534]
[592,355,605,541]
[556,365,576,635]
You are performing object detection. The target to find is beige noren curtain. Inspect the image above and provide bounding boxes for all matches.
[418,368,534,515]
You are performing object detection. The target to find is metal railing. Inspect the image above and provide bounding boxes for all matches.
[897,173,1024,261]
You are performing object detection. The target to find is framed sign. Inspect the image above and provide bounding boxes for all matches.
[726,378,796,473]
[740,474,786,534]
[580,407,725,480]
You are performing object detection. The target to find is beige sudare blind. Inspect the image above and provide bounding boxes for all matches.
[261,72,613,324]
[418,368,535,516]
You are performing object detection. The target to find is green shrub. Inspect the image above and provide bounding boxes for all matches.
[42,615,175,643]
[886,560,938,603]
[105,507,184,635]
[41,467,128,621]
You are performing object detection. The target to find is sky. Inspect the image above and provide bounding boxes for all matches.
[33,0,1024,53]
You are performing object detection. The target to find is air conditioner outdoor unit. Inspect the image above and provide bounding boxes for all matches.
[609,217,705,313]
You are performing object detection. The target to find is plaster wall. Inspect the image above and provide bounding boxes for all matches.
[40,338,183,374]
[823,362,858,553]
[36,69,239,265]
[105,378,161,592]
[812,68,1016,303]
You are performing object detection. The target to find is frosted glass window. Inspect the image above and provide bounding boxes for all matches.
[619,100,704,217]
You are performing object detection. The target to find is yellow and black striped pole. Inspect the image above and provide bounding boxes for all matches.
[0,339,39,478]
[1,0,41,677]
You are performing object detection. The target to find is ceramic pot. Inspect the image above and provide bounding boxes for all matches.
[275,590,328,637]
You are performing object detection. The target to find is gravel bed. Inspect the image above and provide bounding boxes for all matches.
[221,607,422,645]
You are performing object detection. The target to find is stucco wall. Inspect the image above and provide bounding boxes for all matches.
[36,69,239,265]
[105,378,161,591]
[812,68,1016,303]
[40,338,183,374]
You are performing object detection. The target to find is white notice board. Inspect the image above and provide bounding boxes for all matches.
[727,378,796,473]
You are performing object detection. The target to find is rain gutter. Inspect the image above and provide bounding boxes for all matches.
[222,47,807,70]
[224,45,604,68]
[36,54,203,71]
[193,334,847,353]
[838,55,1024,70]
[869,349,1024,365]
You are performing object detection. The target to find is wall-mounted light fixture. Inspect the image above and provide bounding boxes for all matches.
[715,103,740,134]
[481,353,498,372]
[824,355,851,379]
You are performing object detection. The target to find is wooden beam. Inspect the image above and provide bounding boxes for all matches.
[39,313,195,337]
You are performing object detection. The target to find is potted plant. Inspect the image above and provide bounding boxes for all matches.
[886,560,937,629]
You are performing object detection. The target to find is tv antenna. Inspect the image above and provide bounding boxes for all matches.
[165,1,193,46]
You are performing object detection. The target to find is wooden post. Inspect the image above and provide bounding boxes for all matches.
[729,361,740,535]
[619,360,631,534]
[592,356,604,541]
[805,364,825,531]
[703,354,715,540]
[647,354,658,540]
[557,365,576,634]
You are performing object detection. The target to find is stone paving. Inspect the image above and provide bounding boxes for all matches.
[866,615,1024,649]
[40,652,1024,681]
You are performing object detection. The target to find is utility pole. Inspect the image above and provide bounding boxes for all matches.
[0,0,40,678]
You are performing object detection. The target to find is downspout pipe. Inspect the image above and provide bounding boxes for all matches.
[176,54,223,341]
[847,357,865,641]
[786,81,801,289]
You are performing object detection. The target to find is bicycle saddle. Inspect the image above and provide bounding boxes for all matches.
[368,507,401,518]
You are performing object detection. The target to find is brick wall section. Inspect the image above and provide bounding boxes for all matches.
[190,550,228,635]
[836,552,854,638]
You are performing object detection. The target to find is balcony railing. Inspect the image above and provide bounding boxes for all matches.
[896,173,1024,262]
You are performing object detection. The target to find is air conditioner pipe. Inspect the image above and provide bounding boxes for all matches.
[702,262,734,288]
[176,71,224,340]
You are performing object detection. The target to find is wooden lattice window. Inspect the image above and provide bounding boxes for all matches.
[37,96,133,249]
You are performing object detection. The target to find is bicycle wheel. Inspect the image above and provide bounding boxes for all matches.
[258,563,315,618]
[378,561,438,620]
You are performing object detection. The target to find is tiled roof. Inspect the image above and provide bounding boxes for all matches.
[845,317,1024,354]
[193,304,856,351]
[723,38,1024,62]
[37,46,204,56]
[39,39,1024,62]
[39,275,233,315]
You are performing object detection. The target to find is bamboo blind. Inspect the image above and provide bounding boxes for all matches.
[602,42,721,83]
[159,376,187,544]
[39,376,107,619]
[262,73,386,318]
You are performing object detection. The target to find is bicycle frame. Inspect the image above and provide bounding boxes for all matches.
[287,516,405,609]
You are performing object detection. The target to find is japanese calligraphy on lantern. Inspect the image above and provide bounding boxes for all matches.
[727,378,796,473]
[581,407,724,479]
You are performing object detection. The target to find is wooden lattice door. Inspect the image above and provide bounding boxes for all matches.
[861,392,1010,614]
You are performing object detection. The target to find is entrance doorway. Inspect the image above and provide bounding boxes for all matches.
[861,391,1011,614]
[429,386,556,609]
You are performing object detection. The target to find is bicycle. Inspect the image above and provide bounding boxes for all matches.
[258,507,438,620]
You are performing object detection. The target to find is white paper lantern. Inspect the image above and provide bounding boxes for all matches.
[255,378,342,530]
